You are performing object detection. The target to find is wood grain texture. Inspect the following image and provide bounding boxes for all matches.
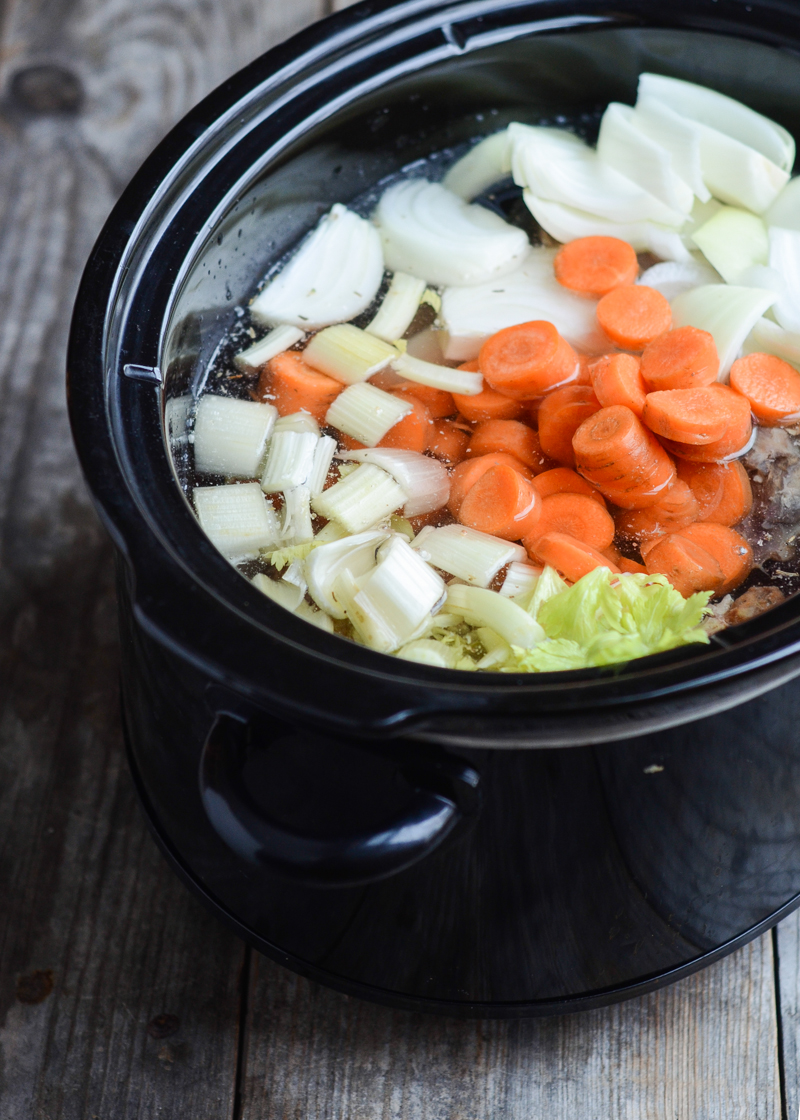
[776,912,800,1120]
[241,935,782,1120]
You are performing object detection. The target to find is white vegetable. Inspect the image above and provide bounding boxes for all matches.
[768,227,800,333]
[273,411,319,435]
[396,639,461,668]
[678,196,723,244]
[524,195,691,263]
[338,448,450,517]
[234,325,305,371]
[311,463,408,533]
[302,323,398,384]
[306,435,337,497]
[499,561,542,599]
[631,97,709,202]
[510,124,685,227]
[474,627,512,670]
[260,429,319,492]
[366,273,427,341]
[165,394,192,446]
[374,179,528,287]
[638,258,720,301]
[765,176,800,230]
[250,204,383,329]
[441,130,511,200]
[394,352,484,395]
[412,524,526,587]
[282,559,308,595]
[193,396,277,478]
[440,247,605,361]
[670,284,777,379]
[691,206,768,283]
[304,530,388,618]
[697,124,788,214]
[597,102,694,214]
[296,600,335,632]
[446,584,544,648]
[251,572,305,612]
[325,382,412,446]
[743,317,800,368]
[281,486,314,545]
[313,519,348,544]
[194,483,281,560]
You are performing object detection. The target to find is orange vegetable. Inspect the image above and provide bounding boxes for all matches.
[458,464,542,541]
[537,385,601,467]
[466,419,549,472]
[448,452,534,516]
[378,392,432,453]
[679,522,753,595]
[575,353,594,385]
[532,467,606,504]
[590,352,647,417]
[618,557,647,574]
[596,285,672,350]
[644,534,724,598]
[572,405,676,508]
[658,401,753,463]
[259,351,341,423]
[453,364,525,421]
[615,479,699,542]
[640,326,719,391]
[527,492,615,551]
[553,236,638,297]
[642,385,747,445]
[729,352,800,426]
[479,321,579,399]
[427,419,470,463]
[676,460,753,526]
[528,532,621,582]
[371,369,456,419]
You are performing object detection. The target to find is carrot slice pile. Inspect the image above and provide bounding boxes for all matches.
[537,385,601,467]
[679,522,753,595]
[572,405,676,508]
[676,460,753,525]
[371,370,456,419]
[640,326,719,391]
[658,393,753,463]
[590,352,647,416]
[458,464,542,541]
[642,386,744,445]
[378,392,432,453]
[259,351,341,422]
[615,479,699,543]
[532,467,606,504]
[479,321,579,399]
[644,534,724,598]
[553,236,638,296]
[467,419,548,471]
[596,285,672,350]
[448,452,534,516]
[729,352,800,425]
[526,492,615,551]
[427,419,470,463]
[453,377,525,422]
[618,557,647,574]
[529,532,620,582]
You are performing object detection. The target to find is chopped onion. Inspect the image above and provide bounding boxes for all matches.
[234,325,305,371]
[396,639,461,668]
[306,435,337,497]
[638,258,720,300]
[767,227,800,333]
[743,317,800,368]
[446,584,544,648]
[765,177,800,230]
[194,482,281,560]
[441,130,511,200]
[524,194,691,263]
[597,102,694,215]
[311,463,408,533]
[338,448,450,516]
[260,429,319,493]
[325,382,412,446]
[670,284,777,380]
[691,206,768,283]
[499,561,542,599]
[250,204,383,330]
[304,529,388,618]
[251,572,305,612]
[394,352,484,395]
[374,179,529,287]
[631,97,710,202]
[303,323,399,384]
[412,524,526,587]
[474,627,513,670]
[193,396,277,479]
[697,124,788,215]
[296,600,335,632]
[281,486,314,545]
[366,273,427,342]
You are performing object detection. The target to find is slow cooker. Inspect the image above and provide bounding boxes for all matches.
[68,0,800,1017]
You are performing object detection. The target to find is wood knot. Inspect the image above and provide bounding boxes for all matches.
[16,969,54,1004]
[9,65,84,114]
[147,1013,180,1039]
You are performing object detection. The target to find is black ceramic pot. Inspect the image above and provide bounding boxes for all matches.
[69,0,800,1016]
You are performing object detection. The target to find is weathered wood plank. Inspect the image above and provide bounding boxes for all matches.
[241,935,782,1120]
[775,913,800,1120]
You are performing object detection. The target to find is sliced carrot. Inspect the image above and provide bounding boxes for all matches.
[370,369,456,419]
[527,492,615,551]
[458,464,542,541]
[448,452,534,516]
[640,326,719,391]
[528,532,620,582]
[532,467,606,504]
[618,557,647,574]
[428,419,470,463]
[572,404,676,506]
[596,285,672,351]
[615,479,699,543]
[659,403,753,463]
[729,352,800,425]
[604,543,624,566]
[575,353,594,385]
[479,321,579,399]
[679,522,753,595]
[644,534,724,598]
[453,376,525,422]
[553,236,638,297]
[537,385,601,467]
[639,536,663,560]
[590,352,647,417]
[466,419,548,472]
[258,351,341,423]
[642,385,747,445]
[378,392,432,453]
[676,460,753,526]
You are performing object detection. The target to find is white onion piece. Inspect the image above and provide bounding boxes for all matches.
[374,179,529,287]
[524,194,692,262]
[765,177,800,231]
[768,227,800,333]
[234,325,305,371]
[597,103,694,215]
[632,97,709,202]
[304,530,388,619]
[670,284,777,380]
[441,130,511,200]
[743,316,800,368]
[446,584,544,649]
[637,73,795,171]
[691,206,768,283]
[696,123,789,215]
[366,272,426,342]
[638,258,720,300]
[394,352,484,396]
[338,448,450,517]
[510,124,685,227]
[250,204,383,330]
[441,247,606,361]
[251,572,305,612]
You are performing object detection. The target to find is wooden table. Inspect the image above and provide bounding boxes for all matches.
[1,0,800,1115]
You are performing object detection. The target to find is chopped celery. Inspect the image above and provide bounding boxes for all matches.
[194,483,281,560]
[446,584,545,648]
[193,396,277,478]
[499,561,542,599]
[303,323,399,384]
[394,352,483,396]
[311,464,408,533]
[260,430,319,492]
[307,435,337,497]
[280,486,314,544]
[304,530,388,618]
[325,383,412,446]
[273,411,319,435]
[412,524,525,587]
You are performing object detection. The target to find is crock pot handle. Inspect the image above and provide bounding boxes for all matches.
[199,712,480,888]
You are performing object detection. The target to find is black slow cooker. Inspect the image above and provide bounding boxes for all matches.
[68,0,800,1017]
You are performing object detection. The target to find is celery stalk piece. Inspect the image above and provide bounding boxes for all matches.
[691,206,768,283]
[366,273,427,342]
[251,572,305,612]
[281,486,314,544]
[446,584,545,649]
[499,561,542,599]
[274,411,320,436]
[339,448,450,516]
[412,524,526,587]
[296,600,335,632]
[670,284,777,379]
[306,435,337,498]
[194,483,282,560]
[325,383,412,446]
[442,130,512,201]
[250,204,384,330]
[311,463,408,533]
[303,323,399,384]
[260,430,319,492]
[304,530,388,618]
[234,325,305,371]
[281,559,308,596]
[193,396,277,478]
[394,353,483,396]
[524,194,691,263]
[597,102,694,215]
